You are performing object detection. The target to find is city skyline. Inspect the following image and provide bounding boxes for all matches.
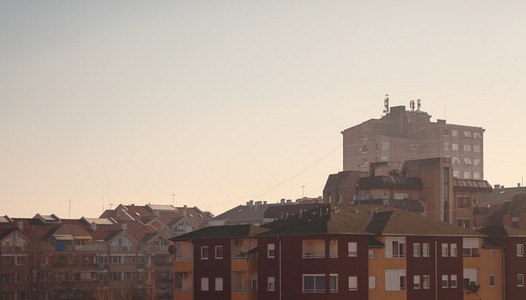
[2,1,526,218]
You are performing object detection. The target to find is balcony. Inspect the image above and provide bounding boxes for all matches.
[302,240,326,258]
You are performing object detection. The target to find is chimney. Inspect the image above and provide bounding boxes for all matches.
[122,223,127,231]
[91,223,97,232]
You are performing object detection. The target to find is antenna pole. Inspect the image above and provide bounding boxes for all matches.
[172,194,176,207]
[301,186,305,198]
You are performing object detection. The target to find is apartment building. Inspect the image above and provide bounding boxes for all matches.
[172,204,507,300]
[0,204,212,300]
[323,158,492,227]
[342,102,484,180]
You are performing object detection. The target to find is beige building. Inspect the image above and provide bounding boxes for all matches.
[342,102,484,180]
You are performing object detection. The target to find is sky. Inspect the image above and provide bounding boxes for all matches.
[1,1,526,219]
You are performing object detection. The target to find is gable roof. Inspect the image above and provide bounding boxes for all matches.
[478,224,526,237]
[171,224,268,240]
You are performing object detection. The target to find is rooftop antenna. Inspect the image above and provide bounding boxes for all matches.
[410,100,415,111]
[301,186,305,198]
[417,99,421,111]
[383,94,389,115]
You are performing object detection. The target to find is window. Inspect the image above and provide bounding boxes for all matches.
[386,237,406,258]
[442,243,448,257]
[423,275,430,289]
[453,170,460,178]
[518,274,524,287]
[382,142,389,150]
[302,240,325,258]
[361,145,368,153]
[451,274,457,288]
[215,277,223,291]
[463,238,480,257]
[517,244,524,257]
[330,274,338,293]
[464,131,472,138]
[303,275,326,293]
[329,240,338,258]
[268,243,275,258]
[473,145,480,152]
[464,144,471,152]
[463,268,479,288]
[489,250,496,258]
[489,274,495,287]
[452,143,459,151]
[452,130,458,137]
[348,242,357,257]
[473,172,480,179]
[369,276,376,290]
[473,159,480,165]
[250,278,258,292]
[215,246,223,259]
[348,276,358,291]
[268,277,275,291]
[413,243,421,257]
[473,132,482,138]
[464,158,472,165]
[463,171,471,179]
[442,275,449,288]
[457,195,470,208]
[423,243,430,257]
[413,275,420,289]
[368,249,376,259]
[385,269,406,291]
[201,246,209,260]
[457,218,471,229]
[201,277,209,291]
[394,193,408,200]
[451,243,457,257]
[444,143,450,151]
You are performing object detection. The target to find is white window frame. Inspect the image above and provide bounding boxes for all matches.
[489,274,495,287]
[369,275,376,290]
[442,243,448,257]
[385,269,406,291]
[386,237,406,258]
[268,276,275,291]
[215,277,223,291]
[330,274,338,293]
[215,245,223,259]
[201,246,209,260]
[451,243,457,257]
[302,274,326,293]
[451,274,457,288]
[442,275,448,288]
[413,275,420,289]
[423,243,430,257]
[413,243,421,257]
[329,240,338,258]
[201,277,209,291]
[518,274,524,287]
[423,275,430,289]
[348,242,357,257]
[517,244,524,257]
[348,276,358,291]
[268,243,275,258]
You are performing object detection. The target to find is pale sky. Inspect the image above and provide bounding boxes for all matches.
[1,1,525,219]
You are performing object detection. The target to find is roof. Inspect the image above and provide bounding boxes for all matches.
[81,217,117,225]
[0,216,13,224]
[478,186,526,206]
[358,199,424,212]
[358,176,423,190]
[478,224,526,237]
[364,209,482,236]
[402,158,446,174]
[454,179,493,193]
[171,224,268,241]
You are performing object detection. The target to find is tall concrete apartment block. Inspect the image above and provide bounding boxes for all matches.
[342,103,484,180]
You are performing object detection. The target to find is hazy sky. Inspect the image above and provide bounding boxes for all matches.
[2,1,525,219]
